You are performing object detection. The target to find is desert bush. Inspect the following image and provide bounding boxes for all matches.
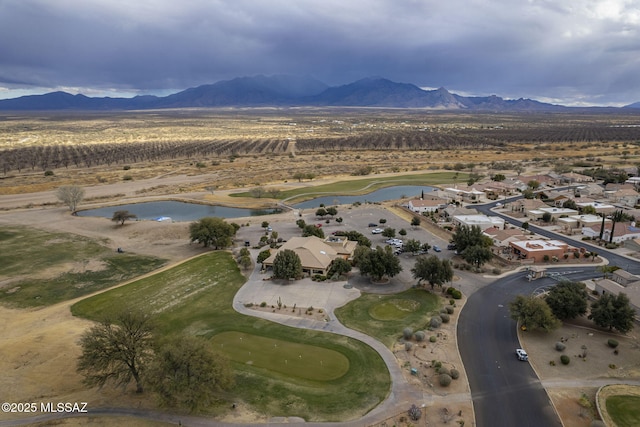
[607,339,619,348]
[44,170,54,176]
[403,327,414,340]
[408,404,422,421]
[260,301,267,307]
[430,316,442,329]
[123,175,133,181]
[123,165,131,170]
[555,342,566,352]
[445,306,455,314]
[429,335,437,343]
[405,342,413,351]
[560,355,570,365]
[414,331,426,342]
[492,267,502,275]
[437,367,450,376]
[439,373,452,387]
[450,369,460,379]
[440,313,450,323]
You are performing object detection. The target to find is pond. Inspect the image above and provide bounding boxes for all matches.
[291,185,435,209]
[78,201,283,222]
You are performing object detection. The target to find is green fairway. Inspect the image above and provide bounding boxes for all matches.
[606,395,640,427]
[211,331,349,381]
[230,171,467,202]
[335,288,440,347]
[0,226,166,307]
[72,252,390,421]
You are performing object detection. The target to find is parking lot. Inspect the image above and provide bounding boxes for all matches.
[234,203,456,292]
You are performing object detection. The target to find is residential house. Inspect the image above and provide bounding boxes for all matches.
[520,174,559,188]
[443,185,486,204]
[473,181,518,200]
[262,236,357,276]
[442,205,478,221]
[593,270,640,319]
[561,172,594,183]
[509,239,574,263]
[406,198,447,214]
[557,214,610,235]
[575,183,605,198]
[452,214,505,231]
[538,190,570,207]
[483,227,528,248]
[510,198,547,216]
[528,206,579,221]
[583,222,640,243]
[611,188,639,207]
[574,200,616,215]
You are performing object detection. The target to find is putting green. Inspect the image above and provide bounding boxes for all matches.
[369,298,421,320]
[211,331,350,381]
[606,395,640,427]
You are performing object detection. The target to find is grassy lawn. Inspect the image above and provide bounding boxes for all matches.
[0,226,166,307]
[606,395,640,427]
[71,252,390,421]
[230,171,468,202]
[334,288,440,347]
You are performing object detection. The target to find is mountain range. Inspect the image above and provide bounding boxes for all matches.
[0,75,637,111]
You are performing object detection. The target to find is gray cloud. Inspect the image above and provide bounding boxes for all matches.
[0,0,639,105]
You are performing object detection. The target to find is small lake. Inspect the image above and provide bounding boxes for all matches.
[291,185,435,209]
[78,201,282,222]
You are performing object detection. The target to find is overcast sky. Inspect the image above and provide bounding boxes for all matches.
[1,0,639,106]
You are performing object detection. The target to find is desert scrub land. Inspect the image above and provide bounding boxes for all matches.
[71,252,391,421]
[0,225,166,307]
[2,109,640,196]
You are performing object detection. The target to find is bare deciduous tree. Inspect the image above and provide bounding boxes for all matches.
[56,185,85,214]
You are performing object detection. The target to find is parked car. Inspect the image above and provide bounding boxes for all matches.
[368,223,378,227]
[433,245,441,252]
[516,348,529,361]
[371,228,384,234]
[447,243,456,250]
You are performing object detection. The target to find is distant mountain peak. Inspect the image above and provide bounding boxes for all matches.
[0,75,571,111]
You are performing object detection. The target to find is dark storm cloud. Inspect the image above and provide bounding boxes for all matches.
[0,0,639,105]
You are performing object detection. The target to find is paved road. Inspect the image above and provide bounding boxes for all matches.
[459,268,601,427]
[465,195,640,427]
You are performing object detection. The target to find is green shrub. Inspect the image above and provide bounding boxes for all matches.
[123,175,132,181]
[492,268,501,275]
[432,360,442,369]
[123,165,131,170]
[560,355,570,365]
[44,170,54,176]
[437,367,450,376]
[555,342,566,352]
[405,342,413,351]
[260,301,267,307]
[403,327,414,340]
[439,373,452,387]
[429,336,437,343]
[414,331,426,342]
[445,306,454,314]
[430,316,442,329]
[440,313,450,323]
[450,369,460,379]
[607,339,619,348]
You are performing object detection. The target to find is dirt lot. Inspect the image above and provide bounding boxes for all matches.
[522,318,640,427]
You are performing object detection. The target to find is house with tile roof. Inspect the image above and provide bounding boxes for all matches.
[262,236,357,276]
